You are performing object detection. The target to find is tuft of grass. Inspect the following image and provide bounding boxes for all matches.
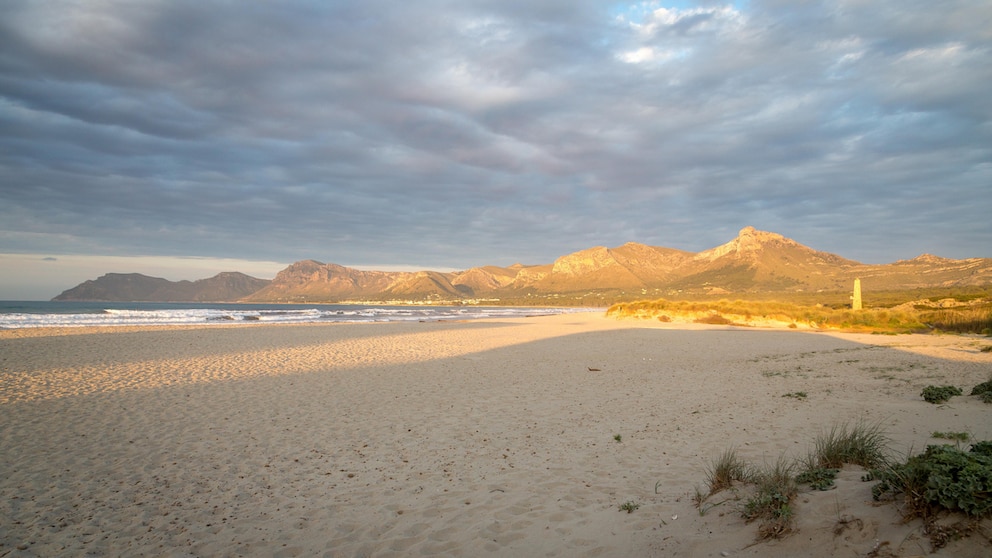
[697,450,798,539]
[782,391,807,400]
[613,434,622,443]
[703,448,755,495]
[618,501,640,514]
[805,420,890,471]
[742,458,798,539]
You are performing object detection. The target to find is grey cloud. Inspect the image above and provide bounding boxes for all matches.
[0,0,989,276]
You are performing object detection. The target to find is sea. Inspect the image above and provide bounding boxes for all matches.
[0,301,588,329]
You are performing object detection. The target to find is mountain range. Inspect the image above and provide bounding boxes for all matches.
[52,227,992,303]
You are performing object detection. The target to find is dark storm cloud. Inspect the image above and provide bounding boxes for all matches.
[0,0,989,276]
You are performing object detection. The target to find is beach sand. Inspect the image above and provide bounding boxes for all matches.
[2,313,990,557]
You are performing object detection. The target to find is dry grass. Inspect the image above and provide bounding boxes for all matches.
[607,297,992,333]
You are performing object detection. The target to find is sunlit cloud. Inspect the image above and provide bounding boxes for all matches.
[0,0,988,299]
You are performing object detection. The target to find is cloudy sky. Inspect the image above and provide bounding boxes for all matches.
[1,0,990,299]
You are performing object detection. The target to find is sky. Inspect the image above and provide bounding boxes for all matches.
[1,0,990,299]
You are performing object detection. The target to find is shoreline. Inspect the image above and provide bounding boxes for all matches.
[2,314,990,556]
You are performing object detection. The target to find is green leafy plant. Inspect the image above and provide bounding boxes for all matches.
[618,501,640,514]
[971,441,992,455]
[869,442,992,519]
[921,385,962,404]
[613,434,622,443]
[796,467,839,490]
[742,458,798,539]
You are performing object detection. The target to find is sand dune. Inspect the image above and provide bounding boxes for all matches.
[2,314,990,556]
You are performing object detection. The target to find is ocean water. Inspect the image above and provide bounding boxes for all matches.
[0,301,585,329]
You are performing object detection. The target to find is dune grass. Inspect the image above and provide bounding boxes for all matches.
[607,297,992,334]
[802,420,890,470]
[703,448,756,495]
[694,421,991,549]
[696,421,891,541]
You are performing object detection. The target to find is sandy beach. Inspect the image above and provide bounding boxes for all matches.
[2,313,990,557]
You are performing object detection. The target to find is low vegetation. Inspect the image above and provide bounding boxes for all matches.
[702,448,756,496]
[921,385,963,404]
[932,431,970,442]
[802,421,890,471]
[695,421,889,541]
[692,421,992,550]
[741,458,798,539]
[618,501,640,514]
[867,442,992,548]
[917,306,992,335]
[972,375,992,404]
[607,295,992,334]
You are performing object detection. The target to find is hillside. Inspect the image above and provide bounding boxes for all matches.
[52,227,992,303]
[52,272,270,302]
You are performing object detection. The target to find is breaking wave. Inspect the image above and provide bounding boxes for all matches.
[0,302,586,329]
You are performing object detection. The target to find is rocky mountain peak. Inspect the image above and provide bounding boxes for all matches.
[694,226,792,262]
[551,246,615,276]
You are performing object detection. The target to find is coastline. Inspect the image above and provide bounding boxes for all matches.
[2,313,990,556]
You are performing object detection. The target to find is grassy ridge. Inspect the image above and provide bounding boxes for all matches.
[607,297,992,334]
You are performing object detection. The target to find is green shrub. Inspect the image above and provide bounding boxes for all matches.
[971,378,992,404]
[869,443,992,519]
[972,441,992,456]
[921,385,963,404]
[796,467,839,490]
[972,379,992,395]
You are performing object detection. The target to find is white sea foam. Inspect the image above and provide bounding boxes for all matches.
[0,304,586,329]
